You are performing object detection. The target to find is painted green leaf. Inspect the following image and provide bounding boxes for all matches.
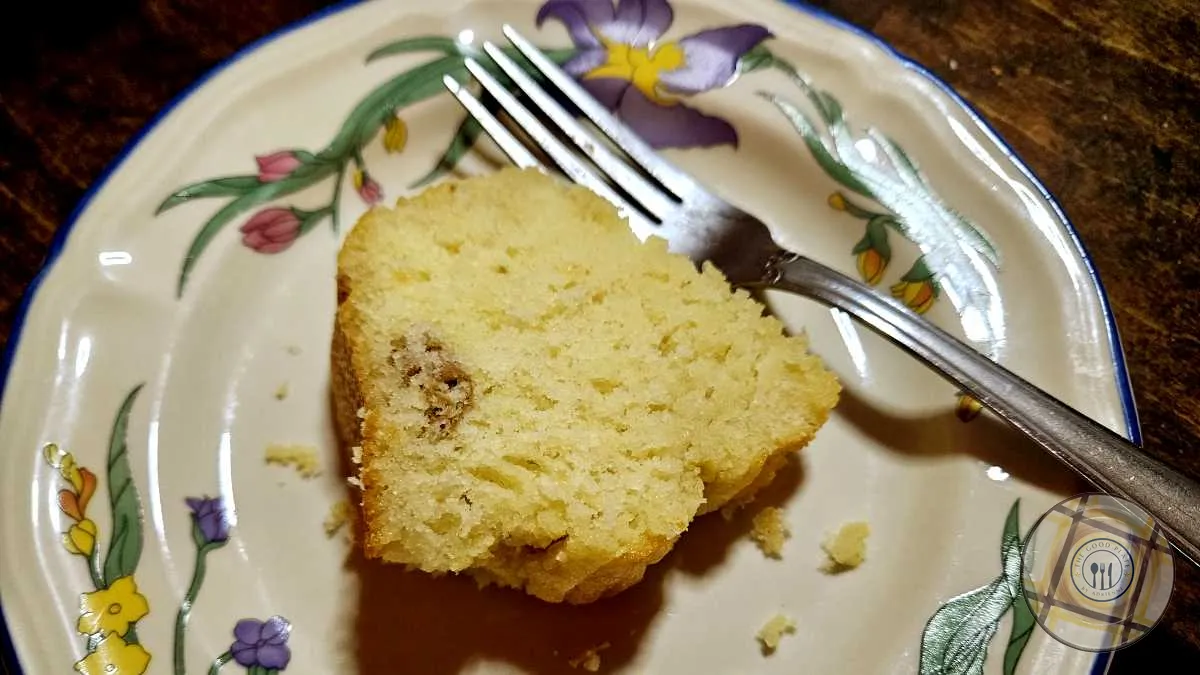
[1003,590,1036,675]
[411,115,484,189]
[156,176,262,214]
[366,35,476,62]
[322,54,473,162]
[760,93,875,199]
[851,233,872,255]
[868,129,1001,268]
[102,384,145,588]
[168,40,576,296]
[878,214,910,238]
[918,501,1024,675]
[175,168,336,296]
[919,574,1011,675]
[739,44,778,74]
[876,132,928,189]
[814,90,845,131]
[1000,504,1034,675]
[901,256,936,283]
[866,216,892,260]
[999,501,1022,579]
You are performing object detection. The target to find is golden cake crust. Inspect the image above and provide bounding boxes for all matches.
[332,168,839,603]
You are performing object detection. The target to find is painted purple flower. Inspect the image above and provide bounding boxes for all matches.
[353,169,383,205]
[231,616,292,670]
[239,208,301,254]
[537,0,770,148]
[255,151,303,182]
[186,496,230,546]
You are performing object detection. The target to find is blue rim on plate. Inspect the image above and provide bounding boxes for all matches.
[0,1,1137,673]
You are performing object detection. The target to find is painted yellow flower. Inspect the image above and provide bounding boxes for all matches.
[47,449,86,494]
[856,248,887,286]
[890,259,938,314]
[383,117,408,154]
[63,519,98,557]
[538,0,770,148]
[956,393,983,423]
[585,37,684,104]
[891,278,937,314]
[77,576,150,637]
[43,442,64,469]
[73,632,151,675]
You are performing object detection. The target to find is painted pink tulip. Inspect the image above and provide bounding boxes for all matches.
[354,170,383,205]
[255,151,303,182]
[240,208,301,254]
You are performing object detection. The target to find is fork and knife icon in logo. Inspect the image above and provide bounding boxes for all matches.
[1088,561,1116,591]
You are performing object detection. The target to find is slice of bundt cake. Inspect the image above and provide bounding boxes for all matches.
[332,167,839,604]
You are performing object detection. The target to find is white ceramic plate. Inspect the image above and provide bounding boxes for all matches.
[0,0,1138,673]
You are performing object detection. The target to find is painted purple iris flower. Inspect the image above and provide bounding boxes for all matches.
[186,496,230,546]
[231,615,292,670]
[537,0,770,148]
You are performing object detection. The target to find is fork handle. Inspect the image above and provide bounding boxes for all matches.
[769,253,1200,565]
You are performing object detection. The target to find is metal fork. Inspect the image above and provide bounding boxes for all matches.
[444,25,1200,563]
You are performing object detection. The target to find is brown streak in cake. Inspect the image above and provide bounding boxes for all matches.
[389,330,475,439]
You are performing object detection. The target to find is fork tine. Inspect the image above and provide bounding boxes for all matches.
[501,24,704,200]
[461,58,655,238]
[480,41,677,219]
[442,75,542,170]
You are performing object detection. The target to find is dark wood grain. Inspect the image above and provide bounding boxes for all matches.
[1,0,1196,671]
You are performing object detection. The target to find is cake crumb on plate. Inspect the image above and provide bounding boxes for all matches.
[273,382,289,400]
[264,444,322,479]
[750,506,789,558]
[323,500,354,539]
[756,614,796,653]
[821,521,869,572]
[568,642,609,671]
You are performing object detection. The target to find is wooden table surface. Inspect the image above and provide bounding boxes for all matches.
[1,0,1196,671]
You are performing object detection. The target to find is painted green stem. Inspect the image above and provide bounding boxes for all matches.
[207,650,234,675]
[331,163,348,233]
[87,548,103,590]
[175,544,216,675]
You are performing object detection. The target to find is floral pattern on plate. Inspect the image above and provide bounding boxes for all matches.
[42,386,293,675]
[919,501,1036,675]
[24,1,1074,674]
[539,0,769,148]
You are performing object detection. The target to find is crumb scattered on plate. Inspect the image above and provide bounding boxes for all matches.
[568,643,609,672]
[750,506,789,558]
[273,383,289,401]
[286,345,302,355]
[323,500,354,538]
[264,444,322,479]
[756,614,796,653]
[821,521,869,572]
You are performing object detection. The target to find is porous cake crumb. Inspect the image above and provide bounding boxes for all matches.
[264,444,322,479]
[568,643,609,672]
[756,614,796,653]
[750,507,789,558]
[821,521,870,572]
[332,168,840,604]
